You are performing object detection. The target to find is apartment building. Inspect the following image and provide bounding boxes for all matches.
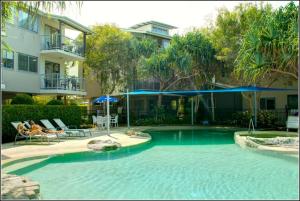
[123,20,177,49]
[1,9,92,101]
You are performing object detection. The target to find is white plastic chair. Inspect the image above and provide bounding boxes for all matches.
[103,115,111,128]
[96,116,106,129]
[111,115,118,127]
[286,116,299,132]
[92,115,97,127]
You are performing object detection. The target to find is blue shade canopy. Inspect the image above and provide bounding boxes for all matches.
[122,86,297,96]
[93,96,119,104]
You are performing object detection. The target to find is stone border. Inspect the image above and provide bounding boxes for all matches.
[234,131,299,156]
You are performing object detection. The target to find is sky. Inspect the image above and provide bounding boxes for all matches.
[56,1,294,37]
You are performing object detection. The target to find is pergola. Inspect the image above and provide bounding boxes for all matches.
[103,86,296,133]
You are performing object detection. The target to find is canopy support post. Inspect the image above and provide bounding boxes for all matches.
[254,91,257,128]
[191,97,194,125]
[127,89,130,128]
[211,92,215,122]
[106,94,110,134]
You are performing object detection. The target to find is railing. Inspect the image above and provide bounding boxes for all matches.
[40,73,85,92]
[41,34,84,57]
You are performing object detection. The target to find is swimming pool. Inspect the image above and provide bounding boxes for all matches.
[9,129,299,200]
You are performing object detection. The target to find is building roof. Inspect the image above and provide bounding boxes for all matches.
[130,21,177,30]
[123,28,172,40]
[37,10,93,34]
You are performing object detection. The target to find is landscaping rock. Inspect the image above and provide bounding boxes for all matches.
[1,172,40,200]
[247,136,299,146]
[87,139,121,151]
[125,130,150,138]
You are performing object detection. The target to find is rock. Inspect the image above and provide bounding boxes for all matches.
[1,172,40,200]
[126,130,150,138]
[87,139,121,151]
[247,136,299,146]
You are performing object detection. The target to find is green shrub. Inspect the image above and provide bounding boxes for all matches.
[46,99,64,105]
[69,100,78,106]
[257,110,278,128]
[231,111,252,127]
[231,110,279,128]
[2,105,87,143]
[10,94,34,105]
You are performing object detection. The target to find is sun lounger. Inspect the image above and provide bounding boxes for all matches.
[53,118,92,137]
[11,121,58,144]
[40,119,80,137]
[286,116,299,132]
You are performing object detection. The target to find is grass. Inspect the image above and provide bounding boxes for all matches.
[239,131,298,138]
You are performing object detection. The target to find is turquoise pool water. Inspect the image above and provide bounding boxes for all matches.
[10,129,299,200]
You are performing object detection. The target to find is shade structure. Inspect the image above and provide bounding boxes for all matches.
[121,86,297,96]
[121,86,297,129]
[93,96,118,104]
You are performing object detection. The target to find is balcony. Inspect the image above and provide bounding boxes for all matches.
[40,34,85,61]
[40,73,86,95]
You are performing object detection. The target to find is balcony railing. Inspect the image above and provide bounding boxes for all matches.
[40,73,85,92]
[41,34,84,57]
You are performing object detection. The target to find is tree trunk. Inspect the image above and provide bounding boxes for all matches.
[157,94,162,107]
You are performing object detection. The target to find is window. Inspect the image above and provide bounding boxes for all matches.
[2,50,14,69]
[18,10,38,32]
[260,97,275,110]
[152,26,168,35]
[287,95,298,109]
[18,53,38,72]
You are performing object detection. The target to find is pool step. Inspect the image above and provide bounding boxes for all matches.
[2,157,48,173]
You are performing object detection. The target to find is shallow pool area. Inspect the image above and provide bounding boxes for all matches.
[8,129,299,200]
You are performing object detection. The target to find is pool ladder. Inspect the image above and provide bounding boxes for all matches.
[248,118,255,134]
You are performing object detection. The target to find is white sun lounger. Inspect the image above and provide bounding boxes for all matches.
[11,121,58,144]
[40,119,80,137]
[53,118,92,137]
[286,116,299,132]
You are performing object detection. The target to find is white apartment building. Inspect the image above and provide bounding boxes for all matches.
[1,9,92,101]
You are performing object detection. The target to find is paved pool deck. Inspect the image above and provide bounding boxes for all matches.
[1,127,151,166]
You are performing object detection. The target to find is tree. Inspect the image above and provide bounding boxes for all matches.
[139,31,217,107]
[84,25,133,94]
[235,2,298,81]
[205,2,272,72]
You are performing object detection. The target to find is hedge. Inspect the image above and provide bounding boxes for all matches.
[2,105,87,143]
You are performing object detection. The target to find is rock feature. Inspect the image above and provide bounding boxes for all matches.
[247,136,299,147]
[1,172,40,200]
[87,139,121,151]
[125,130,150,138]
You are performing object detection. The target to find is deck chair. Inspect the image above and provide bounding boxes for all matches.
[40,119,80,137]
[53,118,92,137]
[11,121,57,144]
[286,116,299,132]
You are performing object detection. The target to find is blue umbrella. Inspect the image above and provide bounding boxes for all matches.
[93,96,118,104]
